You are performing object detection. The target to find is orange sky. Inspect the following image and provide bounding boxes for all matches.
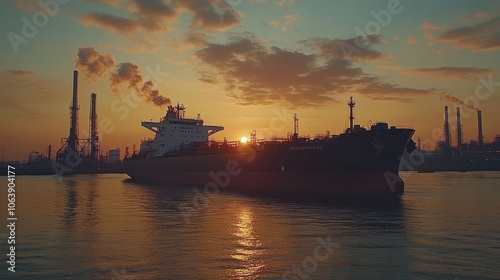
[1,0,499,161]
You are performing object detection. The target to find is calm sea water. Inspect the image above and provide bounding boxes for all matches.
[1,171,499,279]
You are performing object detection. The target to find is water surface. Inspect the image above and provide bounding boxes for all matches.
[1,172,499,279]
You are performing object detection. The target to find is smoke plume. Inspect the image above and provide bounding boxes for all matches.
[75,47,171,107]
[75,47,115,81]
[141,80,171,106]
[110,62,171,107]
[110,62,143,92]
[440,93,478,111]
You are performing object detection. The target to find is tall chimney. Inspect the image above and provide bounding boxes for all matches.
[68,70,79,152]
[444,106,450,148]
[477,110,483,145]
[456,107,462,148]
[90,93,99,163]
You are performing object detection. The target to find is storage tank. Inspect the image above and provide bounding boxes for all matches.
[108,148,121,164]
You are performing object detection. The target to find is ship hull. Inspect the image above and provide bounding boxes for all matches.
[124,170,404,196]
[123,128,414,197]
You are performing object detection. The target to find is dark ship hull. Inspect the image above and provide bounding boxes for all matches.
[123,128,415,196]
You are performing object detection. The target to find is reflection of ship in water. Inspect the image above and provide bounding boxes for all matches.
[412,106,500,172]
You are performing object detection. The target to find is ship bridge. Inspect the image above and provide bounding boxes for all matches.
[140,103,224,157]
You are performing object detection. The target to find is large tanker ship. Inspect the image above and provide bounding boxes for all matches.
[123,98,416,196]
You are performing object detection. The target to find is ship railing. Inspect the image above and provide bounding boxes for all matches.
[174,135,346,154]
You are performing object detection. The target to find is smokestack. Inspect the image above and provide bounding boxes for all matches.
[47,144,52,161]
[456,107,462,148]
[68,70,79,151]
[477,110,483,146]
[444,106,450,148]
[90,93,99,163]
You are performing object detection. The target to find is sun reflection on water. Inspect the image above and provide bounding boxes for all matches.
[230,207,265,279]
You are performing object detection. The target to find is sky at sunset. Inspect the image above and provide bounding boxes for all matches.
[1,0,499,161]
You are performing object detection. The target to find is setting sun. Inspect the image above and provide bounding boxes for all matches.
[240,137,248,144]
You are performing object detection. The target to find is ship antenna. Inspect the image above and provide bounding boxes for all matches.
[348,96,355,133]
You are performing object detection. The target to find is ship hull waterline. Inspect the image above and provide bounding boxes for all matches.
[125,169,404,196]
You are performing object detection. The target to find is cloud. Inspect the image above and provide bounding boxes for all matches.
[178,0,241,31]
[3,70,35,77]
[301,35,389,62]
[1,70,49,91]
[15,0,38,12]
[132,0,177,19]
[420,22,447,31]
[380,65,493,82]
[75,47,116,81]
[436,16,500,51]
[196,35,433,107]
[81,12,165,34]
[84,0,124,5]
[110,62,171,107]
[277,0,295,6]
[473,11,492,21]
[462,11,493,23]
[408,66,492,81]
[81,0,241,35]
[392,34,401,41]
[251,0,295,5]
[0,100,46,118]
[267,14,300,31]
[183,31,209,47]
[407,36,419,45]
[357,82,435,102]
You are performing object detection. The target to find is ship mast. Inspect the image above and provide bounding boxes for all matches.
[348,96,355,133]
[292,113,299,140]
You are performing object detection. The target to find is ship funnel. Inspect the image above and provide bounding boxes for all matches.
[456,107,462,148]
[444,106,450,148]
[477,110,483,145]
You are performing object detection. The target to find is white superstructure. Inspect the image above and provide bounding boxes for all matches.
[140,103,224,157]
